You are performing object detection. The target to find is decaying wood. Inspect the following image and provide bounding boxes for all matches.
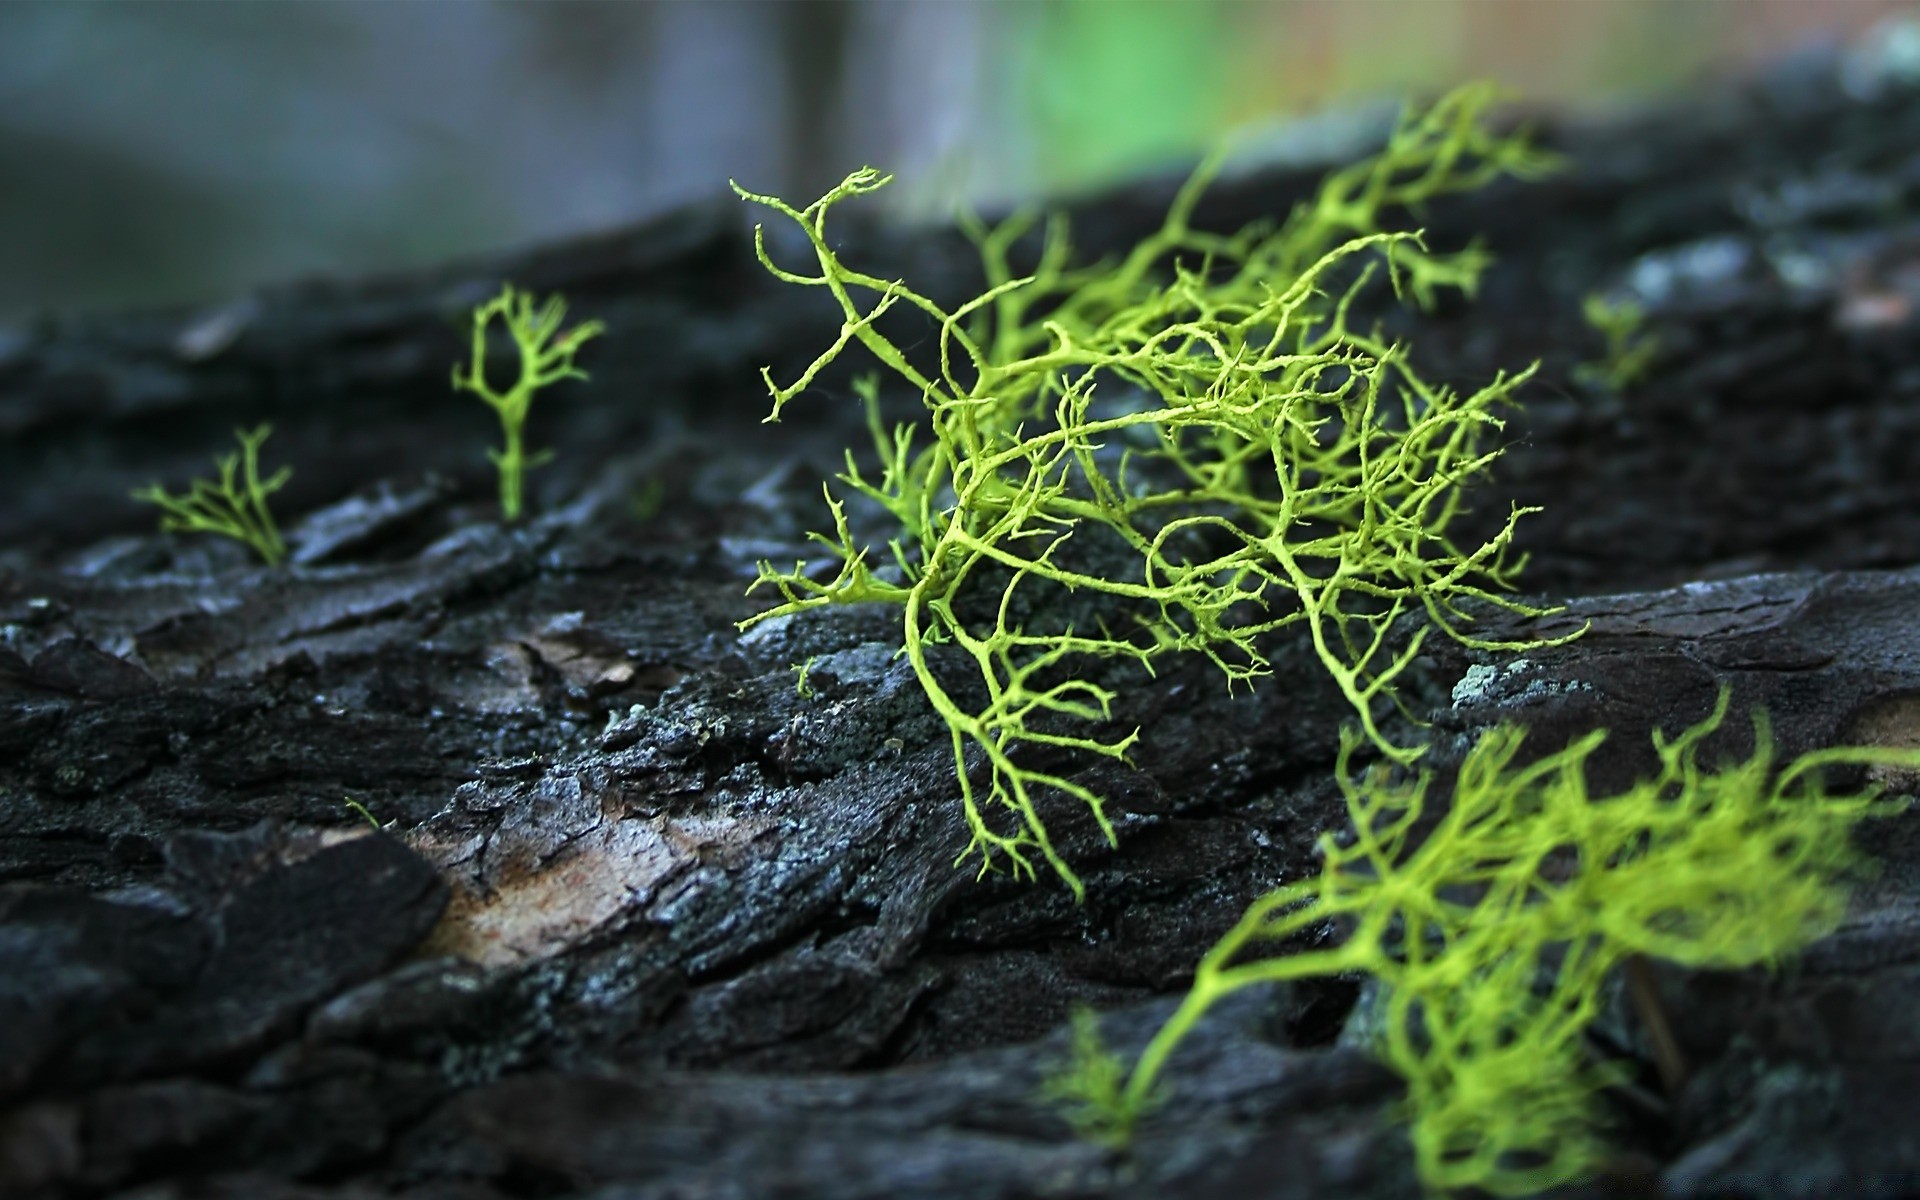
[7,45,1920,1200]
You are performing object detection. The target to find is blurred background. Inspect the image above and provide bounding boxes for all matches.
[1,0,1913,322]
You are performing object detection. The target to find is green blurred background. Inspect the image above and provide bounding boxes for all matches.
[0,0,1911,320]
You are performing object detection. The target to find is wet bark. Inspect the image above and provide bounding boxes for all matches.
[7,45,1920,1200]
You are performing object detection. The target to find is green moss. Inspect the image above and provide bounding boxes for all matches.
[451,284,604,522]
[1092,689,1920,1195]
[131,423,290,566]
[736,84,1572,897]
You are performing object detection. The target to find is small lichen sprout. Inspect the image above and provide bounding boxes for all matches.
[451,284,605,521]
[735,84,1575,898]
[131,423,290,566]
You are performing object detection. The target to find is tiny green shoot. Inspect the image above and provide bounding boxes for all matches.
[343,796,381,830]
[1040,1008,1145,1149]
[629,477,667,522]
[131,423,290,566]
[451,283,605,521]
[1574,292,1659,392]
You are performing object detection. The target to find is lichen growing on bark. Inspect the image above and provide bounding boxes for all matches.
[736,84,1570,897]
[1072,689,1920,1194]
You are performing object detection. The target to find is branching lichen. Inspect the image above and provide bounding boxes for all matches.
[1085,689,1920,1195]
[131,423,290,566]
[1574,291,1659,392]
[737,84,1574,897]
[1040,1008,1140,1150]
[451,284,605,521]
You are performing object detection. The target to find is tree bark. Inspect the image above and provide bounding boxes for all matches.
[6,46,1920,1200]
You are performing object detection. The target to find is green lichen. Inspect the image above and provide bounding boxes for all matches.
[131,423,290,566]
[451,284,605,522]
[1574,291,1659,392]
[342,795,381,831]
[736,84,1573,898]
[1089,688,1920,1195]
[628,477,667,522]
[1040,1007,1141,1150]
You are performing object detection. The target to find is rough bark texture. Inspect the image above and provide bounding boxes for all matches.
[7,45,1920,1200]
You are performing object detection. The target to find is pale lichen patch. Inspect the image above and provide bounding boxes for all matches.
[1450,662,1503,708]
[1451,655,1594,711]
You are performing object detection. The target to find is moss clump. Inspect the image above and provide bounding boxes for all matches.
[736,84,1572,897]
[131,423,290,566]
[1079,688,1920,1194]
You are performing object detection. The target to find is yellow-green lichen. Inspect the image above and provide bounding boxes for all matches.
[1086,688,1920,1195]
[131,423,290,567]
[1574,291,1659,392]
[736,84,1574,898]
[451,284,605,522]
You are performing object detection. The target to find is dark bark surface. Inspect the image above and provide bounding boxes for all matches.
[7,45,1920,1200]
